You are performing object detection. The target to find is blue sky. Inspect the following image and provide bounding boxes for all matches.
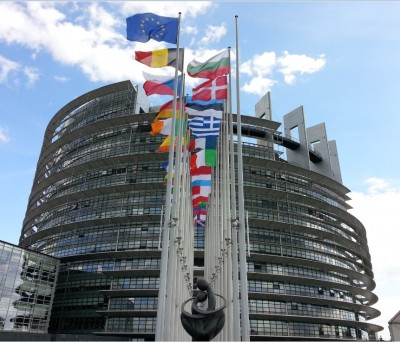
[0,2,399,339]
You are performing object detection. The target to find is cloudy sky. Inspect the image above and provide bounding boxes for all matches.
[0,2,399,339]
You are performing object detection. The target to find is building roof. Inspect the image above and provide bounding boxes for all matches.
[389,310,400,324]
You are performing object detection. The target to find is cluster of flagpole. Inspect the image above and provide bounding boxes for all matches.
[126,12,250,341]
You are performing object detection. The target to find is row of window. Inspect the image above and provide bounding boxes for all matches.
[105,317,155,333]
[53,239,160,258]
[251,242,358,273]
[249,320,368,339]
[51,89,134,142]
[111,277,160,290]
[35,221,160,253]
[248,261,351,286]
[248,280,355,301]
[243,165,344,209]
[52,296,108,311]
[249,299,359,321]
[49,316,105,331]
[109,297,158,311]
[29,190,166,232]
[44,138,162,178]
[248,207,355,242]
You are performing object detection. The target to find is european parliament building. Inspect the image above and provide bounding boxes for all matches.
[17,80,382,340]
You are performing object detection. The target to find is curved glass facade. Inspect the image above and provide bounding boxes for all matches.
[19,81,382,340]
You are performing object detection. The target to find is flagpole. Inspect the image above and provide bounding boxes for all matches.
[227,46,241,341]
[164,71,186,340]
[235,15,250,341]
[156,12,181,342]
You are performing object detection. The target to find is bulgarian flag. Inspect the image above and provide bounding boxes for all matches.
[135,48,184,71]
[187,49,230,80]
[192,75,228,102]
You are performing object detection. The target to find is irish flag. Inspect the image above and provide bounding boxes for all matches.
[150,118,172,136]
[187,49,230,80]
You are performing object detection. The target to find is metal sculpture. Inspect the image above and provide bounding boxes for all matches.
[180,278,226,341]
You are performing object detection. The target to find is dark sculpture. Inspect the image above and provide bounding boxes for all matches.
[180,278,226,341]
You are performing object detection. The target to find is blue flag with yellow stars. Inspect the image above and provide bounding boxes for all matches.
[126,12,178,44]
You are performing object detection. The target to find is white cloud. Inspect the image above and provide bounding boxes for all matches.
[23,66,40,86]
[239,50,326,95]
[241,52,277,77]
[241,76,276,96]
[0,127,10,143]
[349,178,400,340]
[54,75,70,83]
[117,2,213,19]
[184,25,198,35]
[198,23,227,46]
[0,2,217,86]
[0,2,326,95]
[0,55,19,83]
[277,50,326,85]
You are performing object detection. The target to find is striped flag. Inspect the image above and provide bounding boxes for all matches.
[192,196,209,208]
[193,208,207,216]
[150,118,172,136]
[155,99,183,120]
[135,48,184,71]
[191,166,212,176]
[192,173,212,186]
[186,100,223,119]
[158,135,185,152]
[192,186,211,197]
[190,149,216,169]
[189,116,221,137]
[192,179,212,186]
[187,49,230,79]
[143,71,182,96]
[189,137,218,151]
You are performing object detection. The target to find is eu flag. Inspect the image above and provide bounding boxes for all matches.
[126,12,178,44]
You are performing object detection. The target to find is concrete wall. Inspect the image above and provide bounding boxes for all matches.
[283,106,310,170]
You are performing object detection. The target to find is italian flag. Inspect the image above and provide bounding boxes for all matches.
[187,49,230,80]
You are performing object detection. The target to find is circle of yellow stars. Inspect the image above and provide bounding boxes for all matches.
[140,16,166,40]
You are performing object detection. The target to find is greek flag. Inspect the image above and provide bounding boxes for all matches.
[188,116,221,137]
